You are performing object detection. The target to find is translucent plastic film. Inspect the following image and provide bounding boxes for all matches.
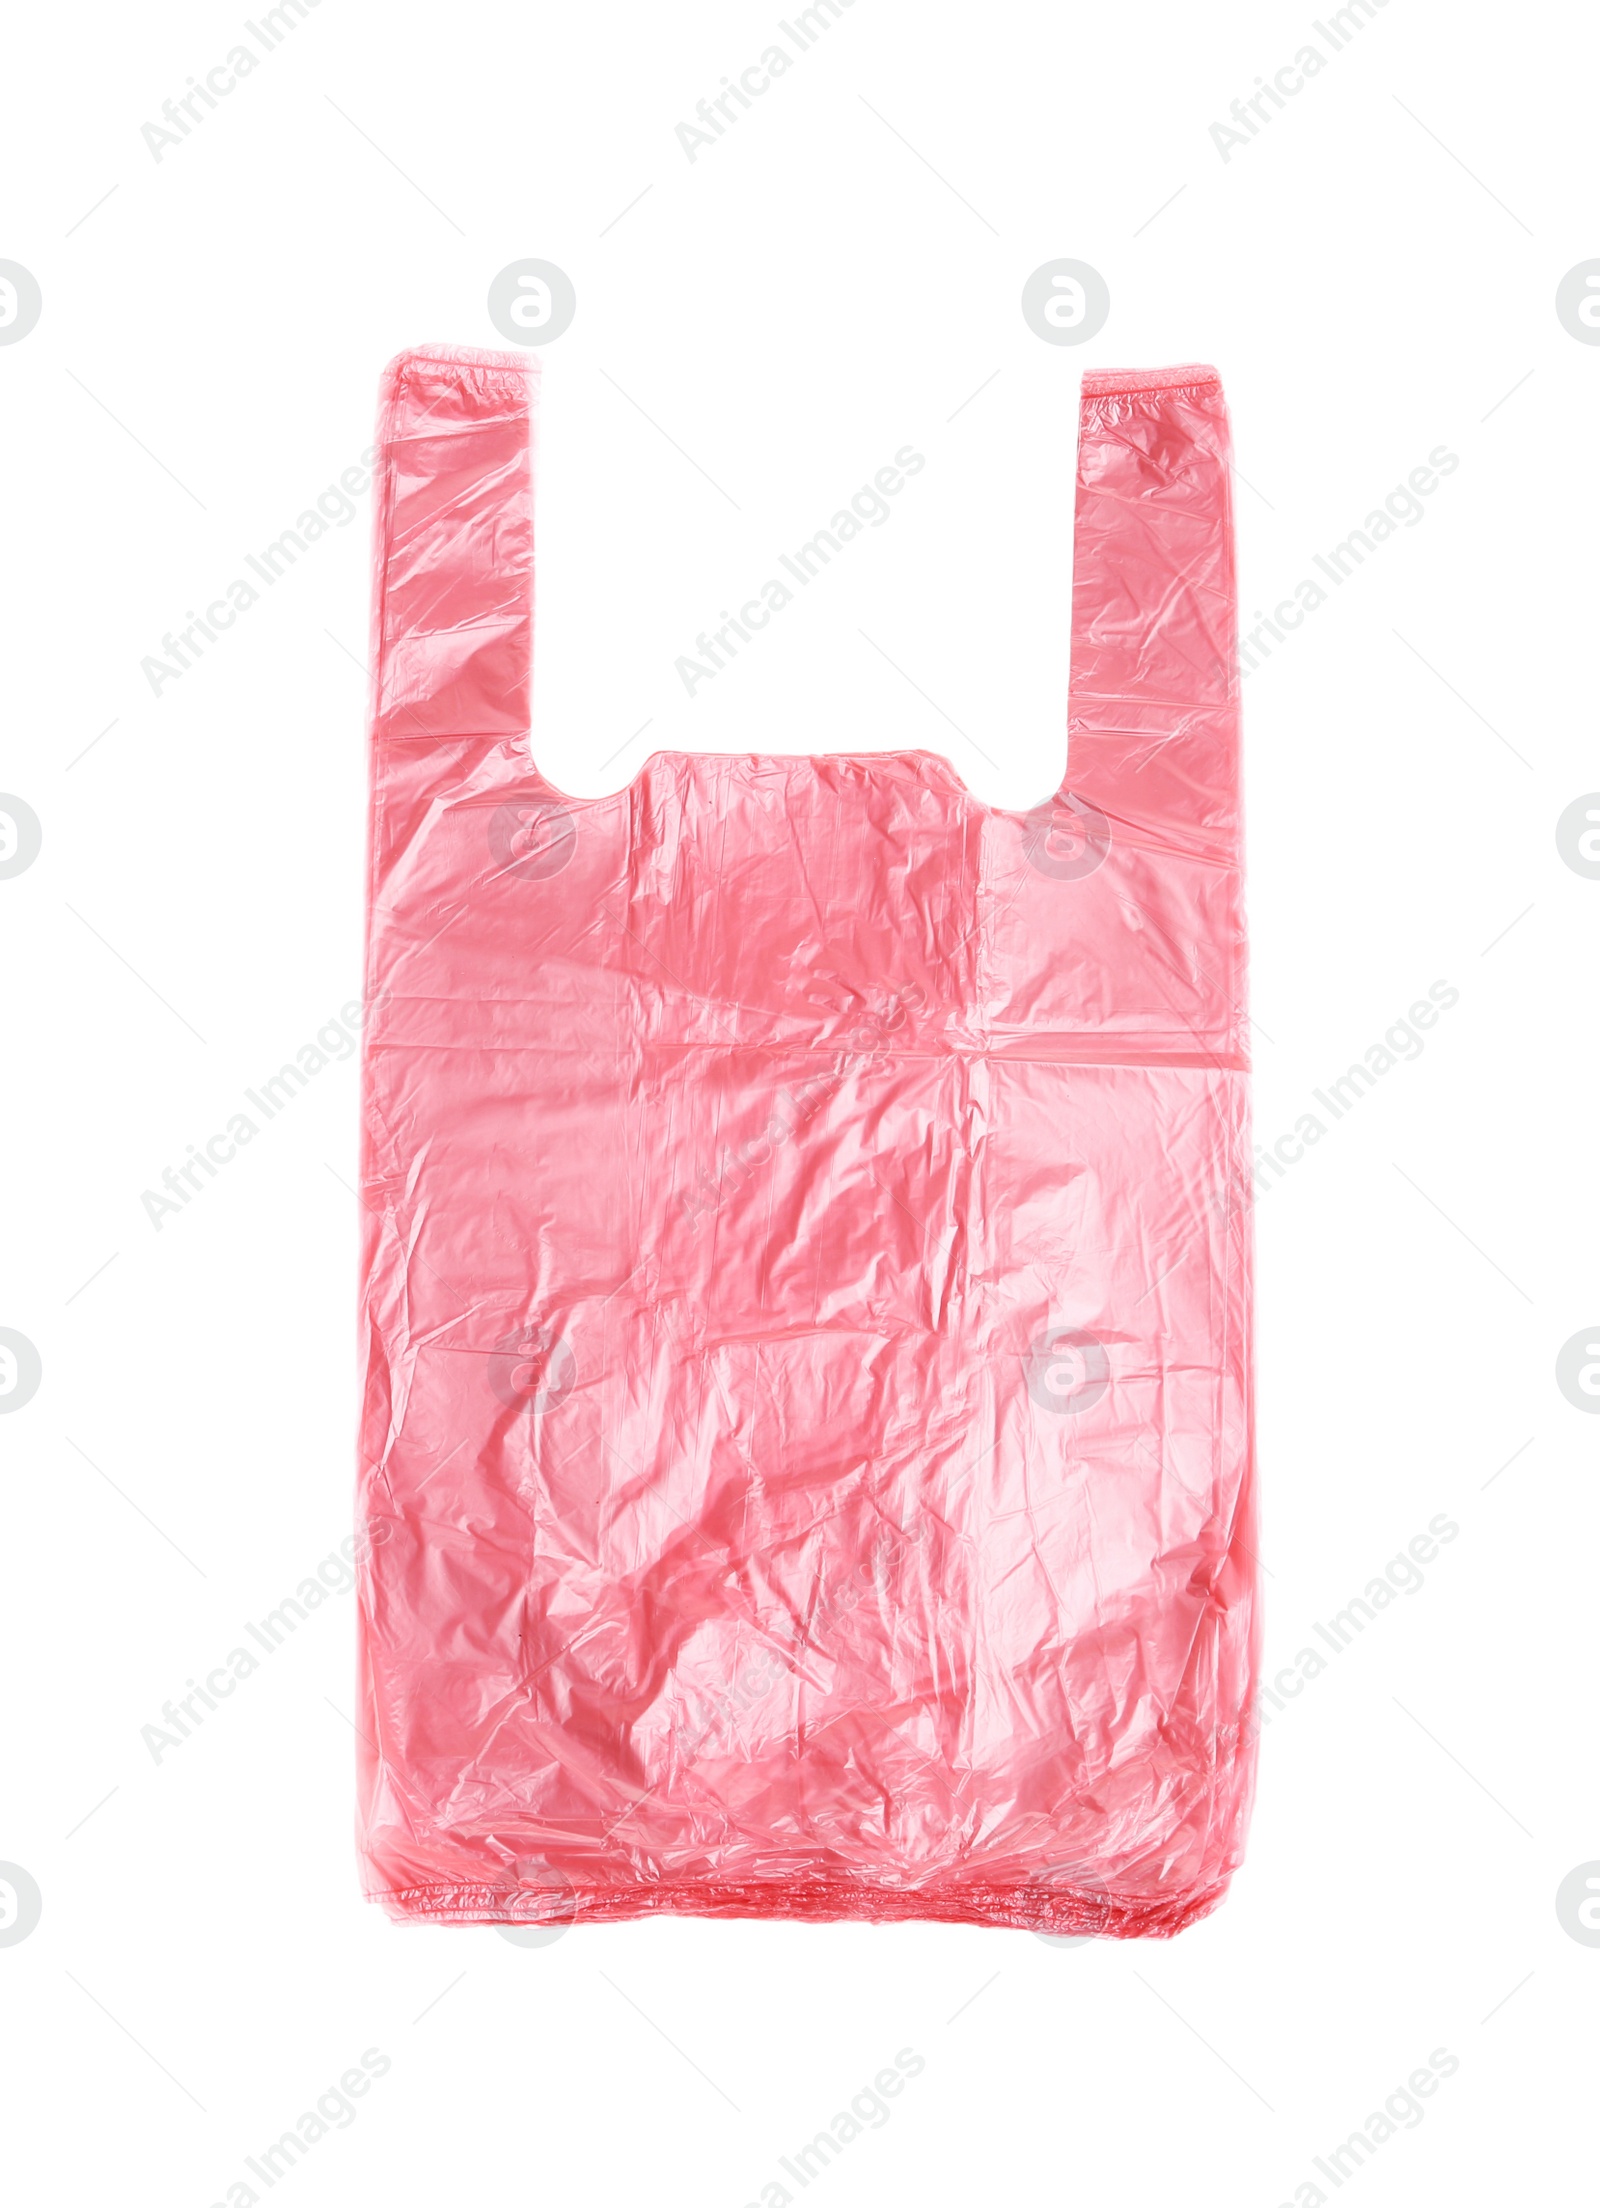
[355,348,1257,1935]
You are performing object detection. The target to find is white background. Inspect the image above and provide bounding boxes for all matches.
[2,1,1595,2202]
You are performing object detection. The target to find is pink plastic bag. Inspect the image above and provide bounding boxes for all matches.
[356,348,1257,1935]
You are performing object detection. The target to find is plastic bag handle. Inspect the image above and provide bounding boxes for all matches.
[1066,367,1240,869]
[369,346,536,753]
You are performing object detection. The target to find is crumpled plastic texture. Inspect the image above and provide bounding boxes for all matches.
[356,346,1257,1937]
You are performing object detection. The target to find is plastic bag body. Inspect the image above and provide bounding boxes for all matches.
[356,348,1256,1935]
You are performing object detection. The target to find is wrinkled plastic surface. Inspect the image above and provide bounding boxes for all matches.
[356,348,1256,1936]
